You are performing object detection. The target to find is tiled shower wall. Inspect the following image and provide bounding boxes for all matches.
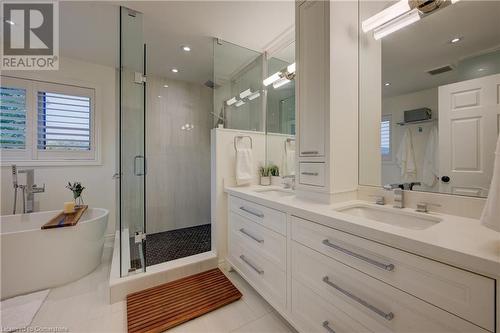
[146,75,213,234]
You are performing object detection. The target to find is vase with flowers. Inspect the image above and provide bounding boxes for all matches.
[66,182,86,208]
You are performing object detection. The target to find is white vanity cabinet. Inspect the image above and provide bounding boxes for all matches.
[227,196,287,311]
[295,0,359,197]
[296,0,328,160]
[225,194,497,333]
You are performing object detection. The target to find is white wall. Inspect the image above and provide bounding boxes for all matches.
[0,57,117,237]
[382,87,439,191]
[146,75,212,234]
[211,128,266,263]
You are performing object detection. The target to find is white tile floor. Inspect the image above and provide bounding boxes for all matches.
[30,247,296,333]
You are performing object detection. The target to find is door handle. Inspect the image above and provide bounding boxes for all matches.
[134,155,146,176]
[441,176,450,183]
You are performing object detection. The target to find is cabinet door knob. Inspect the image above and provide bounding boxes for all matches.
[441,176,450,183]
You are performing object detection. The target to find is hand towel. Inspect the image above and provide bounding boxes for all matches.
[480,134,500,232]
[282,140,295,176]
[235,148,253,186]
[396,128,417,181]
[422,125,439,187]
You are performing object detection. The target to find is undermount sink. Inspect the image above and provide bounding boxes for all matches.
[335,204,442,230]
[254,188,295,198]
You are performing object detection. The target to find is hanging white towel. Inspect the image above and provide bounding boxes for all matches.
[480,134,500,232]
[396,128,417,181]
[235,148,253,186]
[282,140,295,176]
[422,125,439,187]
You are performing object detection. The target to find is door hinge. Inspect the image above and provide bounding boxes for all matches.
[134,231,146,243]
[134,72,146,84]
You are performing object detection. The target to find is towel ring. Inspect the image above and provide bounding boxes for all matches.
[234,136,253,151]
[284,138,295,153]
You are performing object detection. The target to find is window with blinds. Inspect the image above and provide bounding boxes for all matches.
[1,87,27,150]
[381,115,391,160]
[1,76,98,164]
[37,92,91,151]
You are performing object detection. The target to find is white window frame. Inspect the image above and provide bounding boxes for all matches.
[381,114,392,162]
[1,76,100,166]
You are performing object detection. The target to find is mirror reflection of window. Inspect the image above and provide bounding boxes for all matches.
[359,0,500,198]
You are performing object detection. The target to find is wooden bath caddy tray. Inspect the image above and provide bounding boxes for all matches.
[41,205,88,229]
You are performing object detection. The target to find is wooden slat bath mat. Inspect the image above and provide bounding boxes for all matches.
[41,205,88,229]
[126,268,242,333]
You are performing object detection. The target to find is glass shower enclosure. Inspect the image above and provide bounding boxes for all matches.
[119,6,146,276]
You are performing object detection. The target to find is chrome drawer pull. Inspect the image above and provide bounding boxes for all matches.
[240,255,264,274]
[240,228,264,243]
[301,151,319,155]
[323,276,394,321]
[301,172,319,176]
[239,206,264,218]
[322,239,394,272]
[322,321,336,333]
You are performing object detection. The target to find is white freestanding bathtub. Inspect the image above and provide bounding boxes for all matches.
[0,208,108,300]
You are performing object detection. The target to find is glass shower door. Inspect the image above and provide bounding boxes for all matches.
[119,6,146,276]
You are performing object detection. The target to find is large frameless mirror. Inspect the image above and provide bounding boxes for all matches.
[359,0,500,197]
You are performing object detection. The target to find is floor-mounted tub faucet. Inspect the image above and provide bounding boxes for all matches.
[12,165,45,214]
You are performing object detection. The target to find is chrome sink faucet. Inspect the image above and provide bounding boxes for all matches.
[383,184,404,209]
[12,165,45,214]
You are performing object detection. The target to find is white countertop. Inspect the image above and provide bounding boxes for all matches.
[225,186,500,278]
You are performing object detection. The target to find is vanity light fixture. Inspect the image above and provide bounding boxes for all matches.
[373,9,421,40]
[171,68,179,73]
[235,100,245,107]
[273,77,291,89]
[239,89,252,99]
[263,72,282,86]
[226,97,237,106]
[181,45,191,52]
[362,0,411,32]
[247,91,261,101]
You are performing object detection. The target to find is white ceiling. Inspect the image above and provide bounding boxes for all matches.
[380,0,500,97]
[59,1,294,84]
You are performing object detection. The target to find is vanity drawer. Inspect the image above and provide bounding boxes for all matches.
[292,242,489,333]
[228,237,286,310]
[292,279,372,333]
[229,196,286,235]
[299,162,325,187]
[291,216,495,332]
[229,212,286,270]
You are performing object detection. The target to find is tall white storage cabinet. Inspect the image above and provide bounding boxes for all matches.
[295,0,359,203]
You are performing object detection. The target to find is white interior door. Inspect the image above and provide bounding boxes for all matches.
[439,73,500,197]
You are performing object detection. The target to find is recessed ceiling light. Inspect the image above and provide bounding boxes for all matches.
[384,82,391,86]
[181,45,191,52]
[163,84,169,88]
[158,95,162,98]
[171,68,179,73]
[450,37,463,44]
[5,19,15,25]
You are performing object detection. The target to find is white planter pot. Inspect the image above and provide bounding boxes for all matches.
[271,176,282,186]
[260,176,271,186]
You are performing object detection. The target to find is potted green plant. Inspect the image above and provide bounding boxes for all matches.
[66,182,86,207]
[268,164,281,186]
[258,166,271,186]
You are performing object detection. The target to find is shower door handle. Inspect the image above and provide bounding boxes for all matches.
[134,155,146,176]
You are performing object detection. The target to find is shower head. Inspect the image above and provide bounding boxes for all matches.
[204,80,220,89]
[12,165,18,188]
